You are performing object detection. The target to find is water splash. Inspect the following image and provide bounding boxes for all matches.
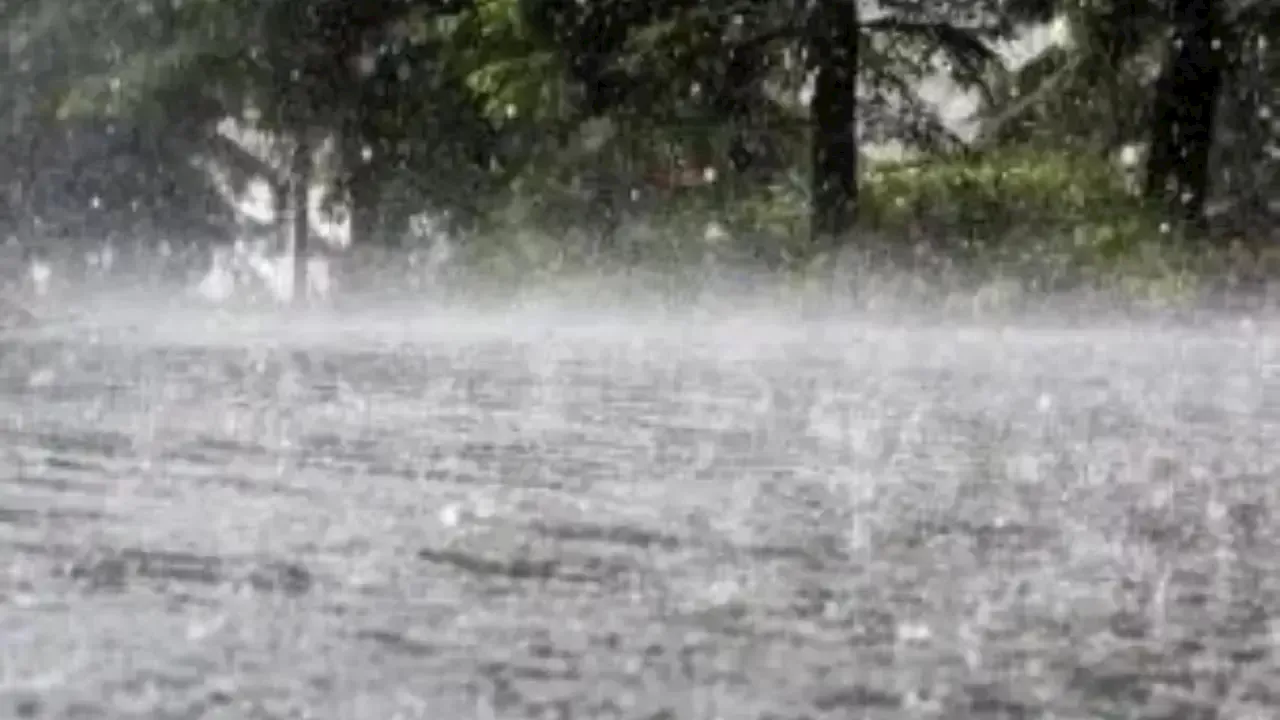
[193,239,332,305]
[0,289,1277,718]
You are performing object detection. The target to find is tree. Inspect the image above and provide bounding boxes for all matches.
[0,0,251,246]
[1142,0,1228,229]
[1213,1,1280,231]
[980,0,1280,233]
[808,0,860,246]
[464,0,1009,249]
[977,0,1166,154]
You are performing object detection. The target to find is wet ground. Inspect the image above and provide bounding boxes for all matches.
[1,304,1278,719]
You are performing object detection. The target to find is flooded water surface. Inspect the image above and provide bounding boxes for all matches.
[1,303,1278,719]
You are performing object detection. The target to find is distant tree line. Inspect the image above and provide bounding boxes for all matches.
[0,0,1275,271]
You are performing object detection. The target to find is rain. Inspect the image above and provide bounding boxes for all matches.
[1,0,1279,718]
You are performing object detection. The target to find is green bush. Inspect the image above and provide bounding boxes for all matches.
[461,144,1220,305]
[864,149,1141,227]
[860,147,1165,253]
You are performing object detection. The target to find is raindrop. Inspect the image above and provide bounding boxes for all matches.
[28,368,56,387]
[438,503,462,527]
[1036,393,1054,413]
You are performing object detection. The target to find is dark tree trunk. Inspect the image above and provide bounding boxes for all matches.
[1143,0,1227,231]
[334,15,382,247]
[715,41,767,178]
[273,178,289,253]
[808,0,860,248]
[341,122,381,247]
[349,171,380,247]
[290,135,312,304]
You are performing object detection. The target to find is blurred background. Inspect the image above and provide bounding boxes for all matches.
[0,0,1275,302]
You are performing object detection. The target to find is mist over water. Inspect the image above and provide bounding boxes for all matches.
[2,280,1279,719]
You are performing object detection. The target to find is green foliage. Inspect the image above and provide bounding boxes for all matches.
[863,148,1155,240]
[0,0,1274,302]
[447,0,567,125]
[462,146,1176,294]
[977,0,1165,151]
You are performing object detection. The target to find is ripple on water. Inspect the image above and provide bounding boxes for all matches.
[2,309,1280,718]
